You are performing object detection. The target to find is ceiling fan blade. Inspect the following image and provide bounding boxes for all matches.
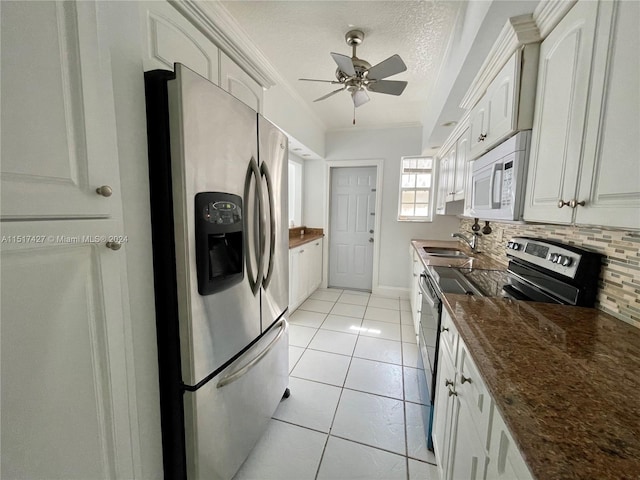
[351,89,370,108]
[367,80,408,96]
[299,78,340,83]
[366,54,407,80]
[330,52,356,77]
[313,87,346,102]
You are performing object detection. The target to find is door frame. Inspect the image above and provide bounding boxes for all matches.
[323,159,384,292]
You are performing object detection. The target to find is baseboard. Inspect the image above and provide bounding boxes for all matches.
[373,285,411,300]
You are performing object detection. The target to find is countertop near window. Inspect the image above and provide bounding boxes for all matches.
[442,294,640,480]
[289,227,324,249]
[411,239,506,271]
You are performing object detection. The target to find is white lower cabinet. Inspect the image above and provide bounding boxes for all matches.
[289,238,323,311]
[409,247,423,336]
[433,308,532,480]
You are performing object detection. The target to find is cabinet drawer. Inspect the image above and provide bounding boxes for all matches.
[458,341,493,450]
[440,308,459,363]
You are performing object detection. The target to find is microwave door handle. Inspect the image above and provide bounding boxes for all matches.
[489,163,503,209]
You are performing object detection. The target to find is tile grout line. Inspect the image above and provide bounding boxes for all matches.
[312,293,362,480]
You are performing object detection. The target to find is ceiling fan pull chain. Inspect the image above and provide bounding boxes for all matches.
[353,103,356,125]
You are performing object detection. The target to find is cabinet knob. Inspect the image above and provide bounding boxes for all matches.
[445,379,454,387]
[369,238,374,243]
[106,241,121,251]
[569,199,586,208]
[557,199,570,209]
[477,133,487,142]
[448,388,458,397]
[441,326,449,332]
[96,185,113,197]
[299,249,304,254]
[460,375,472,384]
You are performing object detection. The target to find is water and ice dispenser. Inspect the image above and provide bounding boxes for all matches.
[195,192,243,295]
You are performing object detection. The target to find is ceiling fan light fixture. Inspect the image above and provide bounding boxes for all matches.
[299,28,408,123]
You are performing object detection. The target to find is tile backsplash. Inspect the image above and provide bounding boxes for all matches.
[459,219,640,329]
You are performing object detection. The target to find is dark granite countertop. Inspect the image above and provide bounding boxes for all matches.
[289,227,324,249]
[442,294,640,480]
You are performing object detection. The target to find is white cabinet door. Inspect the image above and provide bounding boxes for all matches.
[484,55,517,149]
[448,399,488,480]
[1,1,120,220]
[444,145,457,203]
[289,246,302,310]
[575,0,640,229]
[1,220,136,479]
[220,52,264,113]
[469,100,489,155]
[524,1,598,224]
[433,343,457,480]
[306,239,323,294]
[436,153,451,214]
[486,405,533,480]
[453,128,471,201]
[139,0,219,83]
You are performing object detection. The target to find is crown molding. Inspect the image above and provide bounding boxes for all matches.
[459,14,541,110]
[533,0,577,38]
[437,109,471,158]
[168,0,327,132]
[169,0,276,87]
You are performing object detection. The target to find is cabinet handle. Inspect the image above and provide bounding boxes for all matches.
[106,241,121,251]
[445,379,454,387]
[96,185,113,197]
[448,388,458,397]
[477,133,487,142]
[557,199,570,209]
[460,375,472,384]
[441,326,449,332]
[569,199,586,209]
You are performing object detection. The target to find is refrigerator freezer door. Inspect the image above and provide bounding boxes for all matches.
[168,64,262,385]
[258,115,289,330]
[184,318,289,480]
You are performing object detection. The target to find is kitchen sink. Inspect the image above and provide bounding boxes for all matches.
[423,247,469,258]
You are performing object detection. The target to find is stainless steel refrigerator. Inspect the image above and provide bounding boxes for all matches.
[144,64,289,480]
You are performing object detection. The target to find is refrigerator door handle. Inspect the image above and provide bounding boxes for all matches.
[260,161,276,289]
[216,318,288,389]
[244,157,265,296]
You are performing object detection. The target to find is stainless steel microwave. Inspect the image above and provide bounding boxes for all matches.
[470,130,531,221]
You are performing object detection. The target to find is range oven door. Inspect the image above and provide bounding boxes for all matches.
[418,272,441,402]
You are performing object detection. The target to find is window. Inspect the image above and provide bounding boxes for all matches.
[397,156,434,222]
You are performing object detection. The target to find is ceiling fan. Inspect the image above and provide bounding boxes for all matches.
[299,29,408,123]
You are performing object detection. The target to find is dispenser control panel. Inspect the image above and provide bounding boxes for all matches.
[203,201,242,225]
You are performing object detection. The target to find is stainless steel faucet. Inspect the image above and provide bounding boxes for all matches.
[451,232,480,251]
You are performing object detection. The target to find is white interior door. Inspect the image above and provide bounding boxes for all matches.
[329,166,376,291]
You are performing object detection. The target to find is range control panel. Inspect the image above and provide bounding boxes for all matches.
[506,237,582,278]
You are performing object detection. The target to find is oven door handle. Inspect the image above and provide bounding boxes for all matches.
[419,273,438,308]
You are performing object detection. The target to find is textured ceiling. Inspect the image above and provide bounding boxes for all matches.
[219,0,462,130]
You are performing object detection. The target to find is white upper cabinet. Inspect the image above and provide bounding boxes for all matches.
[468,45,539,160]
[220,51,264,113]
[139,1,220,83]
[453,128,471,201]
[524,0,640,229]
[1,1,121,220]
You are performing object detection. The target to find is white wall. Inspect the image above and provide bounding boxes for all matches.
[99,2,163,477]
[313,126,460,293]
[263,84,326,158]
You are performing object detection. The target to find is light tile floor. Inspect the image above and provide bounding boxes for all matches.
[234,289,438,480]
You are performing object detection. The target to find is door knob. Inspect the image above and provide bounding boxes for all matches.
[96,185,113,197]
[369,238,374,243]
